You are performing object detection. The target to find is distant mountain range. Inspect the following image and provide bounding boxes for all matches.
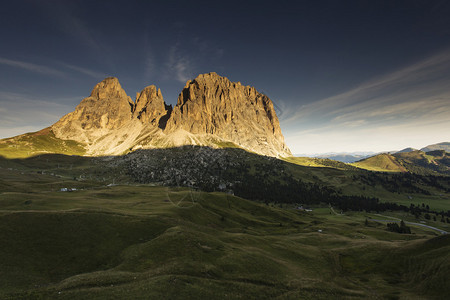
[395,147,418,153]
[394,143,450,154]
[420,142,450,153]
[299,142,450,164]
[295,152,375,163]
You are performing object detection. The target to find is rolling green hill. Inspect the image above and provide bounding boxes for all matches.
[421,142,450,153]
[0,182,448,299]
[0,128,86,159]
[0,148,449,299]
[283,156,358,170]
[395,150,450,175]
[353,150,450,175]
[353,153,407,172]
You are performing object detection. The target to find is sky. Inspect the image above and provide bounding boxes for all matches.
[0,0,449,154]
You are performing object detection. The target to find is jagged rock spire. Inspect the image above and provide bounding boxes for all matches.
[51,73,292,157]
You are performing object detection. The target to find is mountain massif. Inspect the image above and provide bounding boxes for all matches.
[1,73,292,158]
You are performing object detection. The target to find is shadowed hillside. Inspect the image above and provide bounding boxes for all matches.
[0,183,449,299]
[0,148,449,298]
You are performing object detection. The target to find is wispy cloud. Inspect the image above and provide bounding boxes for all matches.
[284,50,450,123]
[45,2,115,71]
[0,91,77,138]
[282,49,450,153]
[0,56,106,80]
[0,57,65,77]
[141,31,157,81]
[59,62,106,79]
[49,2,101,53]
[144,52,156,81]
[165,43,194,83]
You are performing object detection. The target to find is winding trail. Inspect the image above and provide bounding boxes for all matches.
[370,218,448,235]
[329,208,448,235]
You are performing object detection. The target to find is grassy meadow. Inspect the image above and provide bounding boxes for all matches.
[0,152,449,299]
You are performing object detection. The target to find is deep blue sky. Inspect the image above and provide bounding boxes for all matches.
[1,0,449,153]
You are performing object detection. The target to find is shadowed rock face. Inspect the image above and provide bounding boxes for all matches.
[133,85,172,129]
[51,73,292,157]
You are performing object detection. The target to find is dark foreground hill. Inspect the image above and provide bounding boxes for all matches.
[0,183,449,299]
[1,148,449,298]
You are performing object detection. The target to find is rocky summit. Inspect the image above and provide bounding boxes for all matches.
[50,72,292,157]
[165,73,290,157]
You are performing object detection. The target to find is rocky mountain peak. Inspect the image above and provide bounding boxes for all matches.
[166,73,291,157]
[51,73,292,157]
[133,85,171,128]
[89,77,129,100]
[52,77,134,143]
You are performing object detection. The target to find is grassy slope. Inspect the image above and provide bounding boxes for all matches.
[353,153,406,172]
[3,149,448,217]
[284,156,357,170]
[0,128,86,159]
[353,151,450,175]
[0,153,449,298]
[0,183,449,299]
[421,142,450,152]
[394,150,450,175]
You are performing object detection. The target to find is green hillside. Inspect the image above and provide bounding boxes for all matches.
[353,151,450,175]
[353,153,406,172]
[421,142,450,153]
[284,156,358,170]
[0,128,86,159]
[394,150,450,175]
[0,149,449,299]
[0,182,448,299]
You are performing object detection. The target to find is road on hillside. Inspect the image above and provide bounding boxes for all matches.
[370,219,448,235]
[329,209,448,235]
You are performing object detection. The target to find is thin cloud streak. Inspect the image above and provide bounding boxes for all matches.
[286,117,450,154]
[0,57,65,77]
[0,56,106,79]
[59,62,106,79]
[141,32,157,81]
[283,49,450,123]
[165,44,194,83]
[282,49,450,153]
[49,2,102,53]
[0,91,77,138]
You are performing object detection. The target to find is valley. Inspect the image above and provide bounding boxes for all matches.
[0,75,449,299]
[0,148,449,299]
[2,1,450,298]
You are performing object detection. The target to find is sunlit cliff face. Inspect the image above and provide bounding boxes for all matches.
[51,73,291,157]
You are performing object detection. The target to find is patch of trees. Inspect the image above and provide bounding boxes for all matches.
[387,220,411,234]
[409,203,450,219]
[401,158,450,175]
[123,147,449,215]
[312,158,359,170]
[355,172,449,194]
[232,172,412,213]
